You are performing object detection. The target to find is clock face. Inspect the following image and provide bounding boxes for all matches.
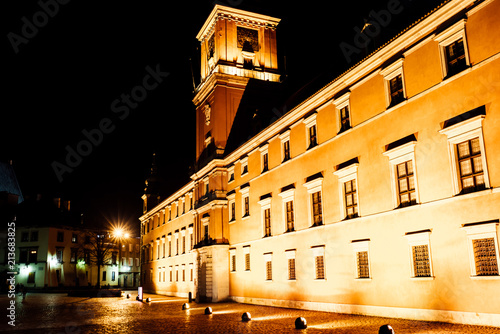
[237,27,259,52]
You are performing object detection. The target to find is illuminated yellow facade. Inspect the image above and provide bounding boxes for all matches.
[140,1,500,326]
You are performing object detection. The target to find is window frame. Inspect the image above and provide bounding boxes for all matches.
[264,252,272,281]
[334,163,360,220]
[240,186,250,219]
[304,113,318,150]
[380,59,406,108]
[383,141,420,208]
[230,248,236,272]
[333,92,351,134]
[312,246,326,280]
[404,230,434,280]
[303,176,324,227]
[240,156,249,176]
[461,222,500,279]
[244,246,251,271]
[351,239,371,280]
[260,144,269,173]
[434,19,470,79]
[439,115,489,195]
[285,249,296,280]
[279,188,295,233]
[279,130,291,163]
[258,196,272,237]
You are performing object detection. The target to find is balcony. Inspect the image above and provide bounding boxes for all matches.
[194,190,227,209]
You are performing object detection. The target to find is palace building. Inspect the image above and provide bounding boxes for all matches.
[139,1,500,326]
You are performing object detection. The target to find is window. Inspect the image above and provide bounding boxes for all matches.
[70,248,77,263]
[381,59,405,108]
[335,159,360,220]
[102,271,107,281]
[176,265,179,282]
[189,226,194,250]
[312,246,325,280]
[56,248,64,263]
[264,253,272,280]
[57,231,64,242]
[19,249,28,263]
[175,232,179,255]
[334,92,351,134]
[30,231,38,242]
[383,139,420,208]
[29,249,38,263]
[230,249,236,272]
[27,272,35,284]
[352,239,371,279]
[279,186,295,233]
[168,234,172,257]
[240,157,248,175]
[228,192,236,223]
[182,264,186,281]
[112,271,116,281]
[280,130,291,162]
[182,234,186,254]
[135,258,139,267]
[286,249,296,280]
[439,112,489,195]
[462,221,499,278]
[434,20,469,78]
[304,113,318,149]
[169,266,173,282]
[190,263,194,281]
[228,166,235,183]
[71,234,77,243]
[21,232,29,242]
[304,174,323,227]
[244,246,251,271]
[240,186,250,218]
[162,237,166,258]
[405,230,433,279]
[456,138,485,194]
[259,195,272,237]
[260,144,269,173]
[202,217,210,239]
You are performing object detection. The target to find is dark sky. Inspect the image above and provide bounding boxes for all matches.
[3,0,440,232]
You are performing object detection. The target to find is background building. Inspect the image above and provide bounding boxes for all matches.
[140,1,500,326]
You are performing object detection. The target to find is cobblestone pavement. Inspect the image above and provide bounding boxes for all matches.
[1,291,499,333]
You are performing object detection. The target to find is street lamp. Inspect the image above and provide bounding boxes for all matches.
[111,227,130,289]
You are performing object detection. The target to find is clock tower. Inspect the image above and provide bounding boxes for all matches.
[193,5,281,168]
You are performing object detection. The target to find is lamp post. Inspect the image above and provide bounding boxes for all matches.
[112,228,130,288]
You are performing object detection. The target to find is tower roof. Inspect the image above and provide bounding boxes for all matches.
[196,4,281,41]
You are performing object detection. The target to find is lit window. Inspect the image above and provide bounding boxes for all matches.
[344,179,358,219]
[383,138,420,208]
[380,58,406,108]
[29,249,38,263]
[434,19,469,79]
[258,195,272,237]
[286,249,296,280]
[279,185,295,233]
[405,231,433,279]
[462,221,499,278]
[304,174,323,227]
[71,234,77,243]
[439,111,489,195]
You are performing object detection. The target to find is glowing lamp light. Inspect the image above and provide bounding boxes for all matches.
[21,266,31,275]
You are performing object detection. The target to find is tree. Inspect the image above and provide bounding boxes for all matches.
[80,229,118,288]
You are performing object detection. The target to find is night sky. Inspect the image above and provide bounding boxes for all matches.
[3,0,440,233]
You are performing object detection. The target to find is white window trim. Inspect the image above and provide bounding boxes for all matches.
[279,188,295,233]
[404,230,434,280]
[461,222,500,279]
[260,144,269,173]
[334,163,360,220]
[161,236,166,258]
[240,186,250,219]
[303,113,318,149]
[227,192,236,224]
[311,246,326,280]
[439,115,489,195]
[264,252,272,281]
[240,156,249,176]
[303,176,324,227]
[285,249,296,280]
[228,165,235,184]
[434,19,470,79]
[380,58,406,108]
[279,130,291,163]
[333,92,351,133]
[351,239,371,280]
[258,196,272,237]
[383,141,420,208]
[230,248,236,272]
